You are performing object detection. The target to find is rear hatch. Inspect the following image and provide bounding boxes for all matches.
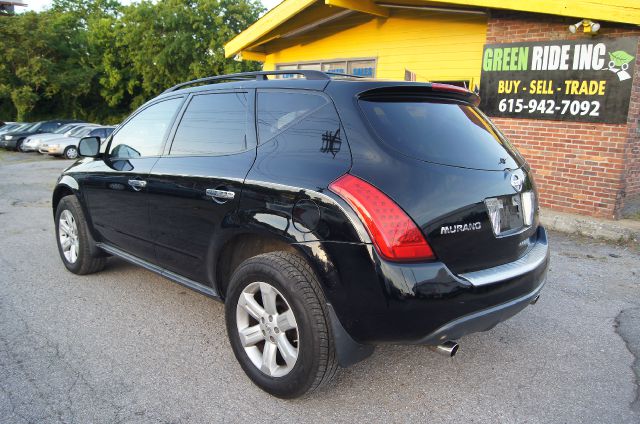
[356,86,539,274]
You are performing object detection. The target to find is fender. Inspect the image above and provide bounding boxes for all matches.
[56,174,80,190]
[52,175,79,216]
[207,217,375,368]
[52,175,104,258]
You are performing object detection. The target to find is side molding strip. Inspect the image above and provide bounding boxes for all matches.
[96,243,221,300]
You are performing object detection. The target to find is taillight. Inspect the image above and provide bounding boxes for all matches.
[329,174,435,262]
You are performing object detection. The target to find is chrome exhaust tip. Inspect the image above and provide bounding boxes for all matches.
[531,294,540,305]
[430,341,459,357]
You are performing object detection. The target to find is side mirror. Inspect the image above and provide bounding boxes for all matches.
[78,136,101,157]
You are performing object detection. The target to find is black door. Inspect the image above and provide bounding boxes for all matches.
[82,97,185,262]
[147,91,256,283]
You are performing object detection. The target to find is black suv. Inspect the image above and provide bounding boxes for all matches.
[52,71,548,398]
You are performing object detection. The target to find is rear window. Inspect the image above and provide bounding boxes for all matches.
[359,98,523,171]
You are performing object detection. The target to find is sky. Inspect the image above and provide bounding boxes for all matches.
[23,0,282,12]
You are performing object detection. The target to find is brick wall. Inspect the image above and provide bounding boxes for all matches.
[486,11,640,218]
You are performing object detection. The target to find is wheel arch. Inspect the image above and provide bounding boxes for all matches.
[213,232,301,299]
[213,230,375,368]
[52,177,79,217]
[212,230,346,300]
[53,178,104,258]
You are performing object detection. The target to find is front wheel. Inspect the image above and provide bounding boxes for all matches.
[225,252,338,398]
[55,195,106,274]
[63,146,78,159]
[15,138,24,152]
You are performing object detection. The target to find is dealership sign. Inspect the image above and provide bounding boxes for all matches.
[479,37,638,123]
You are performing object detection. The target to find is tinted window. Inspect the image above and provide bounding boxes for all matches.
[54,124,74,134]
[110,97,183,159]
[250,98,349,188]
[359,98,522,171]
[257,91,327,143]
[40,122,59,132]
[89,128,104,138]
[170,93,248,156]
[18,123,36,131]
[28,122,44,132]
[68,126,89,137]
[76,127,98,138]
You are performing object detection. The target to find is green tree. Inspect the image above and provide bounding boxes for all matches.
[0,0,264,123]
[0,2,114,121]
[101,0,264,110]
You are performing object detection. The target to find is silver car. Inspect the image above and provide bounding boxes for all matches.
[41,126,114,159]
[38,125,99,155]
[21,123,88,152]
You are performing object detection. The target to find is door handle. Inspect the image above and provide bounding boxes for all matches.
[206,188,235,201]
[128,179,147,191]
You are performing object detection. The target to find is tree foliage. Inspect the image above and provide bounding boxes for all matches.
[0,0,264,123]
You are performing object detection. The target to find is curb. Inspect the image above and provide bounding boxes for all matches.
[540,208,640,243]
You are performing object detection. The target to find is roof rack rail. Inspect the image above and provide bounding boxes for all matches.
[325,71,365,78]
[163,70,334,93]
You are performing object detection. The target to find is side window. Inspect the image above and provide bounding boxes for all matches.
[110,97,183,159]
[257,91,327,143]
[41,122,59,132]
[89,128,102,138]
[170,92,248,156]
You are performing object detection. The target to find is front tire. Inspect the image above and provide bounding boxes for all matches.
[225,252,338,398]
[15,138,24,152]
[55,195,106,274]
[63,146,78,159]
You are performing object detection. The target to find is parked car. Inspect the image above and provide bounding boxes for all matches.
[0,122,38,147]
[22,123,90,152]
[40,125,113,159]
[0,122,27,136]
[38,124,95,155]
[1,119,84,151]
[52,71,548,398]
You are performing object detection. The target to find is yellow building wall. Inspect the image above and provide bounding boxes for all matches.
[262,9,487,89]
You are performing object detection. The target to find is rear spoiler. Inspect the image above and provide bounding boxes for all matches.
[357,83,480,106]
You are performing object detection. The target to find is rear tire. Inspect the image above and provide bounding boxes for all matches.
[55,195,106,275]
[225,251,338,398]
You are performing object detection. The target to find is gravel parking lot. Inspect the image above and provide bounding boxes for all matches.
[1,151,639,423]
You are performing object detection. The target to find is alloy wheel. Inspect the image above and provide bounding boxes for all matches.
[236,281,299,377]
[58,210,79,263]
[65,147,78,159]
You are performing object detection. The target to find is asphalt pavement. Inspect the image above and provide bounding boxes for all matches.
[1,151,639,423]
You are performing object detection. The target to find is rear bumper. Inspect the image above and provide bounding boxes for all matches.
[313,226,549,346]
[412,278,545,345]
